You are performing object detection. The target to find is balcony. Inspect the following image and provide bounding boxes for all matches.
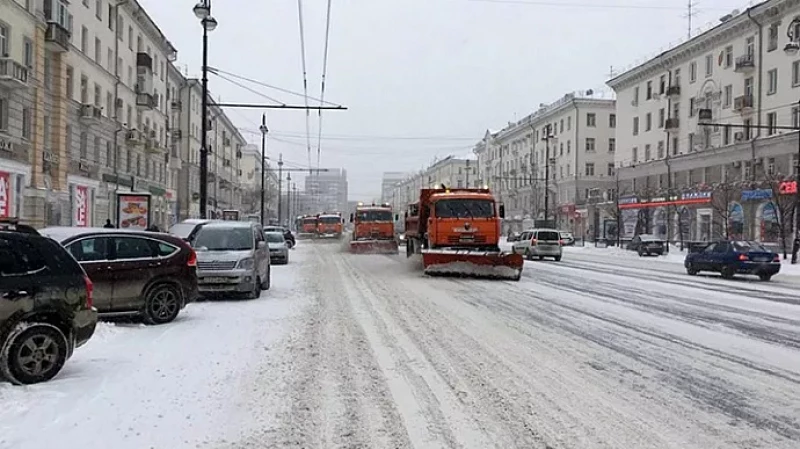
[665,117,680,131]
[666,85,680,98]
[144,138,158,153]
[126,129,144,145]
[79,104,103,125]
[170,100,182,111]
[734,94,754,114]
[136,93,156,109]
[223,138,231,147]
[136,52,153,70]
[45,22,70,52]
[0,58,29,89]
[734,54,755,73]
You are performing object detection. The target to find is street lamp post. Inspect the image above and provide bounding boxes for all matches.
[277,154,284,225]
[259,114,268,225]
[193,0,218,219]
[541,124,554,226]
[784,16,800,263]
[286,173,292,222]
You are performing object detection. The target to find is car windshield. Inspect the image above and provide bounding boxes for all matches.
[357,210,393,222]
[733,241,769,252]
[434,199,494,218]
[319,216,340,224]
[169,223,199,239]
[639,234,660,241]
[537,231,560,241]
[265,232,285,243]
[193,227,252,251]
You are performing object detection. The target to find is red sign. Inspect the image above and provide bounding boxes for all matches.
[0,171,10,218]
[779,181,797,195]
[74,185,89,226]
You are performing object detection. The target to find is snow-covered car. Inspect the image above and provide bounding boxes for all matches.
[265,231,289,264]
[511,229,563,261]
[559,231,575,246]
[193,222,271,299]
[627,234,665,256]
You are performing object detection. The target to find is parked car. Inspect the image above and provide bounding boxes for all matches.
[1,220,98,385]
[263,226,295,248]
[627,234,666,256]
[265,231,289,264]
[41,227,198,325]
[559,231,575,246]
[684,240,781,281]
[511,228,563,261]
[169,219,212,243]
[193,221,271,298]
[507,231,522,242]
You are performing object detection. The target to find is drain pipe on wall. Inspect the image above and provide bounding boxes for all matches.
[746,8,764,174]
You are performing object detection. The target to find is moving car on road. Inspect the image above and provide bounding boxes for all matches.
[511,229,563,261]
[684,240,781,281]
[1,220,98,385]
[193,221,271,298]
[265,231,289,264]
[263,225,295,248]
[559,231,575,246]
[627,234,666,256]
[41,227,199,325]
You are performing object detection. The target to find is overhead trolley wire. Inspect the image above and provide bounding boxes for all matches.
[296,0,313,173]
[316,0,334,176]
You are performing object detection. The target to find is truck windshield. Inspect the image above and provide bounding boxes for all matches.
[434,199,494,218]
[319,217,341,224]
[303,219,317,225]
[357,210,393,222]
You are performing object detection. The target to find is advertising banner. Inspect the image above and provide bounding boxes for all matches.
[74,185,89,226]
[0,171,10,218]
[117,193,152,230]
[222,210,240,221]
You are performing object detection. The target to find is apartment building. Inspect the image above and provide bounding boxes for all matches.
[0,0,246,227]
[238,143,278,219]
[387,156,478,213]
[380,171,408,205]
[206,100,244,216]
[305,169,348,214]
[607,0,800,243]
[474,92,617,235]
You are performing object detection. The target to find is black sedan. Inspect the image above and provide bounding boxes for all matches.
[627,234,666,256]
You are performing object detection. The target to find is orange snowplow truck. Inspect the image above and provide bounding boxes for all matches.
[349,203,399,254]
[405,187,523,281]
[298,215,318,239]
[316,213,344,239]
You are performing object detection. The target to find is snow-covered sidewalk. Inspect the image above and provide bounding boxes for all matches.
[0,251,309,449]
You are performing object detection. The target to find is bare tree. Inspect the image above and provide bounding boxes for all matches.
[710,182,741,240]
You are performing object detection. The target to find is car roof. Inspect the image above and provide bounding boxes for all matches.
[198,221,255,229]
[40,227,185,244]
[524,228,560,233]
[264,231,285,236]
[179,219,212,224]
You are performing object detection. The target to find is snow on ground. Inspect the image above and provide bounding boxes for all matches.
[0,248,310,449]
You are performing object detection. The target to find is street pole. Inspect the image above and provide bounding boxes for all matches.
[543,124,552,226]
[259,114,268,225]
[277,154,284,225]
[794,98,800,263]
[616,168,621,248]
[287,173,292,222]
[194,0,217,219]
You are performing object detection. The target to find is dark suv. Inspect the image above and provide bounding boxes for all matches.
[41,227,199,325]
[0,220,98,385]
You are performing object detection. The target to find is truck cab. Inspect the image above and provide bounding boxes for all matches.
[317,213,344,238]
[351,205,395,241]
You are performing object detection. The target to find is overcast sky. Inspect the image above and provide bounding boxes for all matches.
[140,0,745,200]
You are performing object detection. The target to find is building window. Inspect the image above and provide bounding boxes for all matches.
[567,140,571,153]
[93,136,100,162]
[672,137,679,155]
[95,37,101,64]
[128,26,133,50]
[567,116,572,130]
[658,108,665,128]
[689,61,697,82]
[586,113,596,127]
[767,112,777,135]
[632,86,639,106]
[633,117,639,135]
[585,163,595,176]
[43,57,52,90]
[644,144,652,160]
[94,83,101,106]
[585,138,596,152]
[81,26,88,52]
[724,46,733,67]
[22,108,31,139]
[673,68,681,86]
[705,54,713,77]
[23,38,33,67]
[80,75,88,103]
[792,60,800,87]
[106,92,113,117]
[722,126,730,146]
[107,48,113,71]
[117,16,123,39]
[607,163,614,176]
[646,81,652,99]
[80,131,88,159]
[746,36,755,56]
[689,98,695,117]
[645,113,652,131]
[792,106,800,128]
[559,119,564,133]
[632,147,638,163]
[672,102,680,118]
[657,140,664,159]
[659,75,666,94]
[723,84,732,108]
[767,69,778,94]
[0,96,8,131]
[609,138,615,153]
[65,66,74,99]
[609,113,616,128]
[106,140,113,167]
[95,0,102,19]
[768,22,779,52]
[0,24,7,58]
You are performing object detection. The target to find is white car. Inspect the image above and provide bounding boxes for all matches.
[511,228,563,261]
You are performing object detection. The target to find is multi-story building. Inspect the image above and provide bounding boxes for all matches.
[607,0,800,244]
[206,100,244,215]
[0,0,247,227]
[305,169,348,213]
[380,171,408,205]
[474,92,617,235]
[238,143,278,220]
[387,156,478,212]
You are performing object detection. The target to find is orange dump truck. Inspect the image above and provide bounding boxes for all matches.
[298,215,319,239]
[316,213,344,239]
[349,203,399,254]
[404,187,523,281]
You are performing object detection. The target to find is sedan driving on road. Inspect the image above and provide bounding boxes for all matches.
[627,234,666,256]
[684,240,781,281]
[266,231,289,264]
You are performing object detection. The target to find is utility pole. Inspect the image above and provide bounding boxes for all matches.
[277,154,284,225]
[542,124,554,226]
[684,0,697,39]
[259,114,268,225]
[286,173,292,223]
[465,159,470,187]
[615,167,621,248]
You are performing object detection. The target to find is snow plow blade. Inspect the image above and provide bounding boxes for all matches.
[350,240,399,254]
[422,250,523,281]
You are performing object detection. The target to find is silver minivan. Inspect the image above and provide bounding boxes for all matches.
[192,221,271,298]
[511,228,563,261]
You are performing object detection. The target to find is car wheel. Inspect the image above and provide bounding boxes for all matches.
[759,273,773,281]
[0,323,69,385]
[637,248,644,257]
[554,255,562,262]
[143,284,182,325]
[524,249,533,261]
[721,265,736,279]
[686,264,698,275]
[260,269,271,291]
[538,256,544,261]
[247,277,261,299]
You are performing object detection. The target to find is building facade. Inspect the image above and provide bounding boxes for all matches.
[0,0,246,228]
[607,0,800,245]
[304,169,348,214]
[238,143,278,220]
[380,171,408,205]
[474,92,617,235]
[386,156,478,213]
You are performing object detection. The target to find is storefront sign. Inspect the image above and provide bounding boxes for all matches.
[0,138,14,153]
[619,191,712,209]
[779,181,797,195]
[222,210,240,221]
[117,193,152,230]
[0,171,10,218]
[682,191,712,200]
[74,185,89,226]
[618,196,639,205]
[741,189,772,201]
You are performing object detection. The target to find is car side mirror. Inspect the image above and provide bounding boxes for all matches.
[498,204,505,219]
[257,241,266,249]
[349,213,354,223]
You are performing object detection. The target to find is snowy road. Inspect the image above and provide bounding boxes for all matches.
[3,243,800,449]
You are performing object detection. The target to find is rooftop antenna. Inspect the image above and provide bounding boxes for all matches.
[683,0,699,39]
